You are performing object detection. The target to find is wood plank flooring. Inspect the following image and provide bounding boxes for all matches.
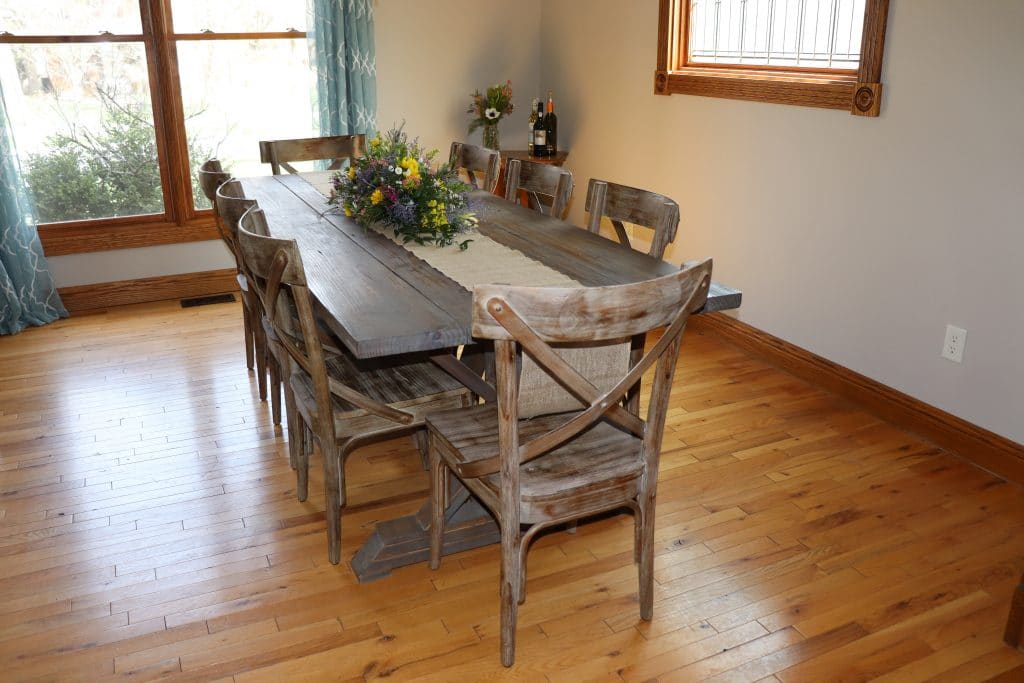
[1,299,1022,681]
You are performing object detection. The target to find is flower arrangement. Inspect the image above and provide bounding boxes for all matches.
[467,80,514,149]
[329,127,476,250]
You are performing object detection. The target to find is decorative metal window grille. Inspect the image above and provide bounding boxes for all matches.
[688,0,865,70]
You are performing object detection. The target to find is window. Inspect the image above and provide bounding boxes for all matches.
[0,1,314,255]
[655,0,890,116]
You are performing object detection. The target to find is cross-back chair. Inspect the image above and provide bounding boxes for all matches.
[215,180,290,429]
[258,134,366,175]
[503,158,574,218]
[197,160,259,373]
[1006,571,1024,649]
[448,141,500,193]
[235,206,473,565]
[426,259,713,666]
[585,179,681,260]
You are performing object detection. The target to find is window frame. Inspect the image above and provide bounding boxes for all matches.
[0,0,308,255]
[654,0,890,116]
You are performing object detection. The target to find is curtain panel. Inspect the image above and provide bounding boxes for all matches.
[0,83,67,336]
[308,0,377,137]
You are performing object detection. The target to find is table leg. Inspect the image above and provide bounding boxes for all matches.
[350,480,499,582]
[350,346,500,582]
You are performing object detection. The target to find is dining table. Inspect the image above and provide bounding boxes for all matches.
[240,171,742,581]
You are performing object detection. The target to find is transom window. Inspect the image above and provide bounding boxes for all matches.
[655,0,890,116]
[688,0,864,70]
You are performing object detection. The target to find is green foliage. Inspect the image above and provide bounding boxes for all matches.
[24,91,211,224]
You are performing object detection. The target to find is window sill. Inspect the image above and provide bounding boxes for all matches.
[654,67,874,114]
[38,215,221,256]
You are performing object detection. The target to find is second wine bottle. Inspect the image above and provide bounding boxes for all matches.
[532,99,547,157]
[544,91,557,157]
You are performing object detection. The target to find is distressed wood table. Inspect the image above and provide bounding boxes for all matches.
[241,173,742,581]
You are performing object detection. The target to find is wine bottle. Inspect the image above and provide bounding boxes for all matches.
[545,91,558,157]
[527,97,539,155]
[532,100,547,157]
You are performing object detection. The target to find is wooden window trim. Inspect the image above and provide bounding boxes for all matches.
[654,0,890,116]
[1,1,307,256]
[37,216,221,256]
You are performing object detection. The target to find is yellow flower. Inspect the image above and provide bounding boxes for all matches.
[370,188,384,205]
[347,166,356,180]
[343,203,353,217]
[370,136,382,149]
[399,156,420,179]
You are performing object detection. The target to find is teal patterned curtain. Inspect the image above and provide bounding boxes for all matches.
[0,82,67,335]
[307,0,377,137]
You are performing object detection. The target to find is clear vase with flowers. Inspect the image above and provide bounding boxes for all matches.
[467,80,513,151]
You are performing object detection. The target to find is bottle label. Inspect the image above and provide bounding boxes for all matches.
[534,130,547,145]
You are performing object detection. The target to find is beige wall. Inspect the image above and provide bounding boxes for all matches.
[541,0,1024,444]
[375,0,541,159]
[47,0,542,288]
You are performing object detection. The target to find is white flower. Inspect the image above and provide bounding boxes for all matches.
[484,107,500,120]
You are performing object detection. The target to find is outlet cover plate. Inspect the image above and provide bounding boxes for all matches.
[942,324,967,363]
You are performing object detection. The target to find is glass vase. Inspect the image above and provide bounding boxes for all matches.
[482,123,500,150]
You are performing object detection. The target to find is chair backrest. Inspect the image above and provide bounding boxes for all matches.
[449,142,500,192]
[585,179,680,260]
[198,159,230,204]
[197,159,231,231]
[503,158,574,218]
[259,134,366,175]
[214,179,255,260]
[462,258,712,479]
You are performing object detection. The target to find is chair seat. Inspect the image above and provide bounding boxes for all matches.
[290,349,470,440]
[427,404,644,521]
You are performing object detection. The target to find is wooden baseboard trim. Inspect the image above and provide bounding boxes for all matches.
[59,269,239,312]
[692,312,1024,485]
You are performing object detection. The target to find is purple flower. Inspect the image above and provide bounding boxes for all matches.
[386,200,417,225]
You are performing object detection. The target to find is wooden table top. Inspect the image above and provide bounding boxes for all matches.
[241,173,741,359]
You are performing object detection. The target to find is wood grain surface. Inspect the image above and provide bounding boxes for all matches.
[1,299,1022,679]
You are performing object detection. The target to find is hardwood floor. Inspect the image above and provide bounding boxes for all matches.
[1,299,1022,681]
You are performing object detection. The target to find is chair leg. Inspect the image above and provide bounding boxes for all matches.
[634,508,642,565]
[269,356,283,426]
[638,502,655,621]
[296,422,313,502]
[253,322,268,401]
[324,438,352,566]
[429,438,446,570]
[284,386,298,470]
[518,537,529,605]
[241,302,255,370]
[1005,572,1024,648]
[500,524,521,667]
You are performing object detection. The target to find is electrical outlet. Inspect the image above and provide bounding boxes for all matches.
[942,324,967,363]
